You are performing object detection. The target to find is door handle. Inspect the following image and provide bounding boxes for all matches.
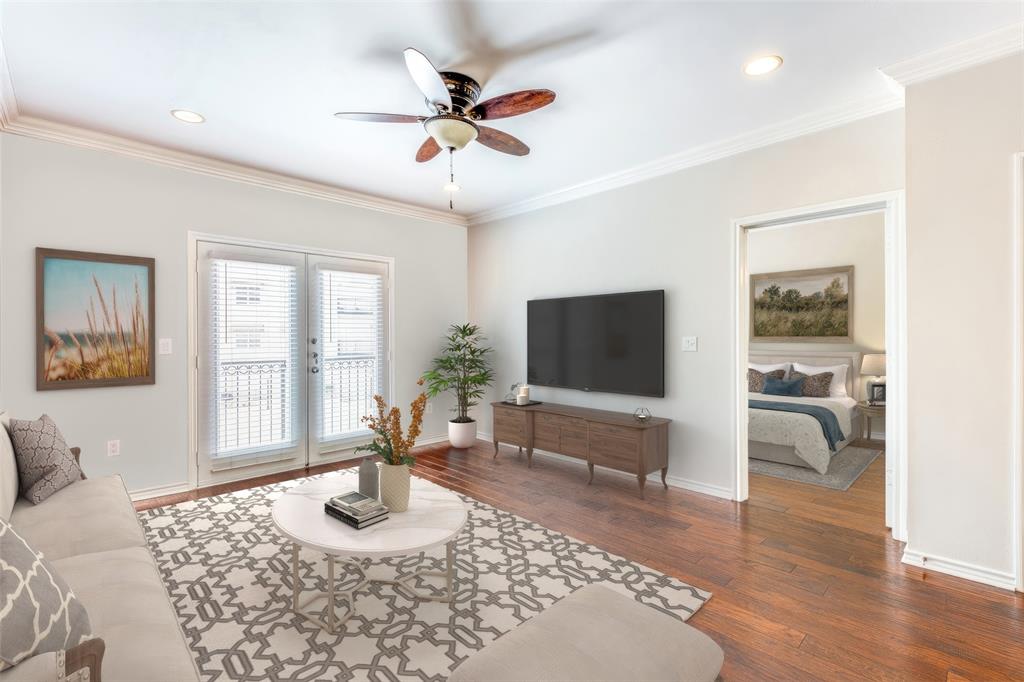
[311,367,320,374]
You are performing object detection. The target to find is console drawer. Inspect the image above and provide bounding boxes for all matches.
[589,422,641,441]
[560,432,588,458]
[494,407,528,429]
[536,412,587,429]
[534,423,560,451]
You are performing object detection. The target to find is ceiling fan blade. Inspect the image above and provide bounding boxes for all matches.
[416,136,442,163]
[469,89,555,120]
[403,47,453,112]
[334,112,424,123]
[476,126,530,156]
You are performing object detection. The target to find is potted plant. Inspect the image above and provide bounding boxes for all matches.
[355,384,428,512]
[422,323,494,449]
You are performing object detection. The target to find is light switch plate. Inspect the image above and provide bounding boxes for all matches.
[682,336,699,352]
[158,338,173,355]
[107,440,120,457]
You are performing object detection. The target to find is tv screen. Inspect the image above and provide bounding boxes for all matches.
[527,290,664,397]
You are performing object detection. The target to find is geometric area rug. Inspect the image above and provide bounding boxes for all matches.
[138,469,711,681]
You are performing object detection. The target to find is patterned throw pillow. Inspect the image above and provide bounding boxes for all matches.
[790,371,834,398]
[748,368,785,393]
[0,519,93,670]
[8,415,83,504]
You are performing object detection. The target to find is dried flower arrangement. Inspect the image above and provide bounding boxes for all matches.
[355,381,429,467]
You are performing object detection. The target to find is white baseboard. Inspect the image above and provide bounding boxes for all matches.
[902,547,1017,591]
[129,481,192,502]
[479,432,734,501]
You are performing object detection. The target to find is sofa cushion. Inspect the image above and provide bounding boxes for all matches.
[0,519,93,671]
[448,583,724,682]
[10,476,145,562]
[0,413,17,521]
[51,546,199,682]
[8,415,83,504]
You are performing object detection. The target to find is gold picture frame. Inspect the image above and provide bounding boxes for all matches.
[750,265,854,343]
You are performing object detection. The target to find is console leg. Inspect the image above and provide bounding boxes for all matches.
[587,462,594,485]
[527,447,533,468]
[493,440,499,458]
[637,475,646,499]
[661,467,668,489]
[518,445,523,455]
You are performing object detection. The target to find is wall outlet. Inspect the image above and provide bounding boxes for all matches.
[425,402,434,414]
[682,336,699,352]
[106,440,120,457]
[158,338,173,355]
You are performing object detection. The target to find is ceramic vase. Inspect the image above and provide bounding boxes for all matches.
[358,457,379,499]
[379,463,410,512]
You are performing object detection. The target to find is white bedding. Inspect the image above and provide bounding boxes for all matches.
[748,393,857,474]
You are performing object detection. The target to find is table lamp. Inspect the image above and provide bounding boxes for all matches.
[861,353,886,405]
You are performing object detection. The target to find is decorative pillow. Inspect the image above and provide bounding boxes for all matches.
[792,362,848,397]
[791,371,834,398]
[749,362,790,379]
[763,376,805,397]
[8,415,83,504]
[0,518,93,670]
[748,368,785,393]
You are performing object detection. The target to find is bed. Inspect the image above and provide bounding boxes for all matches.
[748,351,863,474]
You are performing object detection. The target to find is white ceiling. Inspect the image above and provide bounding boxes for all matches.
[1,1,1021,219]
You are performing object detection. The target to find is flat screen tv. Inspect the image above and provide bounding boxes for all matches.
[527,290,664,397]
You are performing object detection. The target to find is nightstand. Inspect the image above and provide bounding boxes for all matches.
[856,401,886,441]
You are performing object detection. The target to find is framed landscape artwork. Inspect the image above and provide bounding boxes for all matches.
[36,248,156,390]
[751,265,854,343]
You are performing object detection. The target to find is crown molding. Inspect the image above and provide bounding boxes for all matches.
[0,115,467,226]
[469,92,904,225]
[0,32,18,128]
[882,22,1024,87]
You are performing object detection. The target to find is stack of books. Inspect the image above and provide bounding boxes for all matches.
[324,490,389,530]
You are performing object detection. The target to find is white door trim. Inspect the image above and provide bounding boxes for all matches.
[732,190,908,543]
[1012,152,1024,592]
[185,231,396,490]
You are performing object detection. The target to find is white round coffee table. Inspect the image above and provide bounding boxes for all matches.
[272,474,468,633]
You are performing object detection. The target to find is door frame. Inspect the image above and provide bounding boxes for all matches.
[186,231,396,490]
[732,190,908,542]
[1013,152,1024,592]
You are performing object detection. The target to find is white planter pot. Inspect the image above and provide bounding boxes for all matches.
[379,463,410,512]
[448,420,478,449]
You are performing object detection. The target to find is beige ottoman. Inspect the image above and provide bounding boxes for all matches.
[448,583,723,682]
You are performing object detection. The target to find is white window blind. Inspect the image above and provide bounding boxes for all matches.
[315,267,386,444]
[206,258,300,459]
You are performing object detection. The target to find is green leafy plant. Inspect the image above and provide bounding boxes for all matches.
[422,323,494,423]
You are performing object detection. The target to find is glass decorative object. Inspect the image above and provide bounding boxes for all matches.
[633,407,652,423]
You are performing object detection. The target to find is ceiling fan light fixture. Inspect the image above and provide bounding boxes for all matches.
[444,182,461,192]
[424,115,478,151]
[170,109,205,123]
[743,55,783,76]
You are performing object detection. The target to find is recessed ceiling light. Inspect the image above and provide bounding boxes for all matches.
[444,182,461,193]
[170,109,205,124]
[744,55,783,77]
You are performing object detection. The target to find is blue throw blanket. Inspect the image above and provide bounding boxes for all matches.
[749,400,846,452]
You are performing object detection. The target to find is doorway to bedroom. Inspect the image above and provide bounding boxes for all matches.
[734,193,906,541]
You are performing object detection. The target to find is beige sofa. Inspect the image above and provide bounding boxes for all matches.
[1,412,199,682]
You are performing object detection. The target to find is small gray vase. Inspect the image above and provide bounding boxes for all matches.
[358,457,379,499]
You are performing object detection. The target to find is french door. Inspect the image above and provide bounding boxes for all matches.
[196,241,389,486]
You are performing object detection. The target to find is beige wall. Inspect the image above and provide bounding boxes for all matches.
[905,54,1024,580]
[749,213,886,408]
[469,111,904,497]
[0,134,468,493]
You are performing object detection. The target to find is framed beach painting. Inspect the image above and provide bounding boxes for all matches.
[36,248,155,390]
[751,265,853,343]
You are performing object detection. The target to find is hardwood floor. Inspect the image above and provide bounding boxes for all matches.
[137,441,1024,681]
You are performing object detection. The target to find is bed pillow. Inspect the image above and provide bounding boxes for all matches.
[763,376,805,397]
[748,368,785,393]
[792,362,848,397]
[8,415,83,504]
[749,362,790,379]
[791,371,833,398]
[0,518,94,671]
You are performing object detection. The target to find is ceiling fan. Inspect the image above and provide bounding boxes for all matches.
[334,48,555,165]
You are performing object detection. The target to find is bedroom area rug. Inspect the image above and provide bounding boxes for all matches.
[138,469,710,682]
[749,446,881,490]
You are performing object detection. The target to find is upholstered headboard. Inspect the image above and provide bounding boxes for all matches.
[749,350,862,399]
